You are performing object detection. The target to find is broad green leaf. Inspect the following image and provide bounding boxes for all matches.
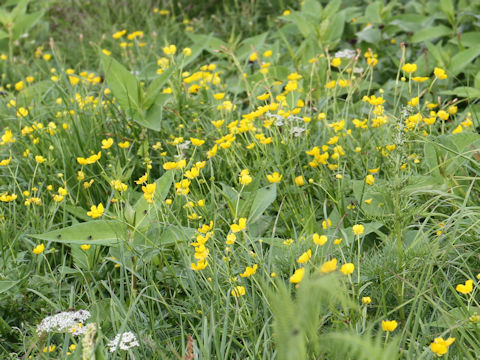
[31,220,127,246]
[301,0,322,17]
[100,52,141,118]
[356,26,381,44]
[12,10,44,40]
[0,280,20,294]
[236,32,268,60]
[249,184,277,224]
[325,10,345,45]
[0,30,8,40]
[143,67,174,110]
[440,86,480,99]
[449,47,480,76]
[157,225,195,246]
[390,14,427,32]
[141,94,170,131]
[365,2,382,24]
[425,41,446,67]
[288,13,315,38]
[410,25,452,43]
[322,0,341,20]
[439,0,455,24]
[187,33,227,53]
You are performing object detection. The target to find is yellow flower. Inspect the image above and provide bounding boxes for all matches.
[365,174,375,185]
[35,155,46,163]
[381,320,398,332]
[249,52,258,62]
[43,345,56,353]
[191,260,208,271]
[87,203,104,218]
[320,258,337,274]
[295,176,305,186]
[362,296,371,304]
[231,285,246,297]
[33,244,45,254]
[110,180,128,192]
[239,169,252,186]
[15,81,24,91]
[118,141,130,148]
[289,268,305,284]
[101,138,114,149]
[231,218,247,233]
[240,264,258,277]
[112,29,126,39]
[81,244,91,251]
[69,76,80,85]
[434,67,448,79]
[77,151,101,165]
[340,263,355,275]
[452,125,463,134]
[430,337,455,356]
[331,57,341,67]
[0,157,11,166]
[456,279,473,294]
[412,76,429,82]
[163,44,177,55]
[401,63,417,73]
[297,249,312,264]
[102,49,111,56]
[190,137,205,146]
[16,107,28,117]
[226,233,236,245]
[266,172,282,183]
[142,183,157,203]
[183,47,192,56]
[352,224,365,235]
[213,92,225,100]
[313,233,327,246]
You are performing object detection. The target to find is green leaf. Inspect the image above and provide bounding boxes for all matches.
[322,0,341,20]
[410,25,452,43]
[439,0,455,24]
[31,220,127,246]
[0,280,20,294]
[449,47,480,76]
[186,33,227,54]
[12,10,44,40]
[143,67,174,110]
[356,26,381,44]
[325,10,345,45]
[100,52,142,118]
[365,2,382,24]
[440,86,480,99]
[249,184,277,224]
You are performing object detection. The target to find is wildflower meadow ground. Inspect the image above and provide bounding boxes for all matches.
[1,0,480,359]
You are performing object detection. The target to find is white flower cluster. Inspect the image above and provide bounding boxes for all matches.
[36,310,91,336]
[107,331,139,352]
[334,49,356,59]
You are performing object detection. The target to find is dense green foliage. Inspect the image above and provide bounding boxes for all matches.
[1,0,480,358]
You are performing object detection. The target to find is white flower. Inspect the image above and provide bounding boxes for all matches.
[108,331,140,352]
[334,49,356,59]
[291,126,306,137]
[36,310,91,335]
[178,140,191,151]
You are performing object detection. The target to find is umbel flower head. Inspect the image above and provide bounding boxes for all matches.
[36,310,91,335]
[107,331,140,352]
